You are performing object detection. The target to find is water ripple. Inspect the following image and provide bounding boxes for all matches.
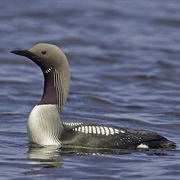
[0,0,180,179]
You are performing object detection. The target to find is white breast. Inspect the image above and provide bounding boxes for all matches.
[27,104,63,146]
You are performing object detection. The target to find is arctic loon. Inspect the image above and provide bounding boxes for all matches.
[11,43,176,149]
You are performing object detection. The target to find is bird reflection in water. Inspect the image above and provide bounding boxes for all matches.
[27,144,134,169]
[27,144,63,168]
[27,144,175,170]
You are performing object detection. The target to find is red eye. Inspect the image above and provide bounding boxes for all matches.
[41,51,46,55]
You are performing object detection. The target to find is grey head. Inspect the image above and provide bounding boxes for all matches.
[11,43,70,112]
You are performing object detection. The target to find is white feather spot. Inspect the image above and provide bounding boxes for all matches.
[78,127,81,132]
[104,127,110,136]
[81,126,85,133]
[44,67,52,74]
[120,130,125,133]
[114,129,119,134]
[89,126,92,133]
[137,143,149,149]
[100,126,105,135]
[109,128,114,135]
[85,126,88,134]
[96,126,101,134]
[92,126,96,134]
[63,122,82,126]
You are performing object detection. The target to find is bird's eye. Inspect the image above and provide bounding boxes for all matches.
[41,51,46,55]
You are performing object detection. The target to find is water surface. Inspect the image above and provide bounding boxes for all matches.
[0,1,180,179]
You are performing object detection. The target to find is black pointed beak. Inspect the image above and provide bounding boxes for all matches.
[11,50,37,60]
[11,49,42,68]
[11,50,41,66]
[11,50,51,73]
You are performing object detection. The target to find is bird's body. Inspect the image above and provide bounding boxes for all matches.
[11,43,176,149]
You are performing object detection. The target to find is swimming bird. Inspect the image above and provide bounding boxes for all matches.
[11,43,176,149]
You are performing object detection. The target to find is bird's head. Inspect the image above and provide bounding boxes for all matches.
[11,43,70,112]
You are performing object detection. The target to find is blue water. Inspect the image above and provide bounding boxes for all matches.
[0,0,180,179]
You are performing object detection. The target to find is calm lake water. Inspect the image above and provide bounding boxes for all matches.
[0,0,180,179]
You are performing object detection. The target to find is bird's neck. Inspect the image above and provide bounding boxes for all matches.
[39,68,70,112]
[39,72,57,106]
